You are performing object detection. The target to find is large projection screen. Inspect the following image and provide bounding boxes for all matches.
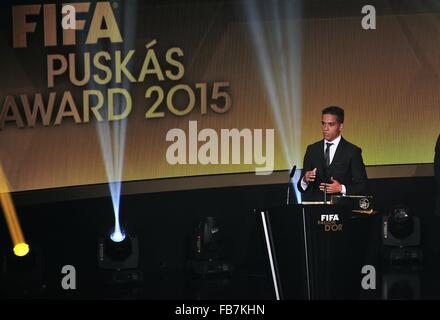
[0,1,438,193]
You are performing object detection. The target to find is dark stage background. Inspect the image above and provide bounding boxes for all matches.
[1,176,439,299]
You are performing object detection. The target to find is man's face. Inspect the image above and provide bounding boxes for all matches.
[321,114,343,142]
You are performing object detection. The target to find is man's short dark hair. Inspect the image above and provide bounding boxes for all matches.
[322,106,344,123]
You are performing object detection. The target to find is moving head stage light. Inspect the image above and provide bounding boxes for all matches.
[186,217,233,276]
[98,231,143,287]
[382,205,422,265]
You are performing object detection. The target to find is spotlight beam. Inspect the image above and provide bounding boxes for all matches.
[0,164,29,256]
[244,0,303,202]
[86,2,138,242]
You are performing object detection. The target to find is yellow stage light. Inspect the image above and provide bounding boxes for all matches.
[0,164,29,257]
[13,243,30,257]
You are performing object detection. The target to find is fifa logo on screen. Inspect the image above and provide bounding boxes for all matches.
[12,2,122,48]
[318,214,343,232]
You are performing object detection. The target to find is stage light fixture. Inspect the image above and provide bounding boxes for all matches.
[389,207,414,239]
[186,217,234,276]
[110,227,126,243]
[98,230,139,270]
[13,243,30,257]
[383,205,420,246]
[98,229,143,295]
[382,205,422,265]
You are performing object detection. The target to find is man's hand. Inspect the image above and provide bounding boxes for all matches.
[319,177,342,194]
[303,168,317,183]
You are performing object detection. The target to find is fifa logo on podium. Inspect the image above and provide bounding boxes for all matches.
[320,214,339,222]
[318,214,343,232]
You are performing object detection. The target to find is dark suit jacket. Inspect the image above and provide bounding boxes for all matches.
[435,134,440,215]
[297,137,368,201]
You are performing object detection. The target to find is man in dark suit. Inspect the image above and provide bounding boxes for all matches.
[435,134,440,215]
[297,106,368,202]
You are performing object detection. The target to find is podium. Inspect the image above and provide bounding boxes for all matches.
[257,196,377,300]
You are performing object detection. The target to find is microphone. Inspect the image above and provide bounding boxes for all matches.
[286,165,296,205]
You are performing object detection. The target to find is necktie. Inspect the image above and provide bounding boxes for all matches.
[325,142,333,167]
